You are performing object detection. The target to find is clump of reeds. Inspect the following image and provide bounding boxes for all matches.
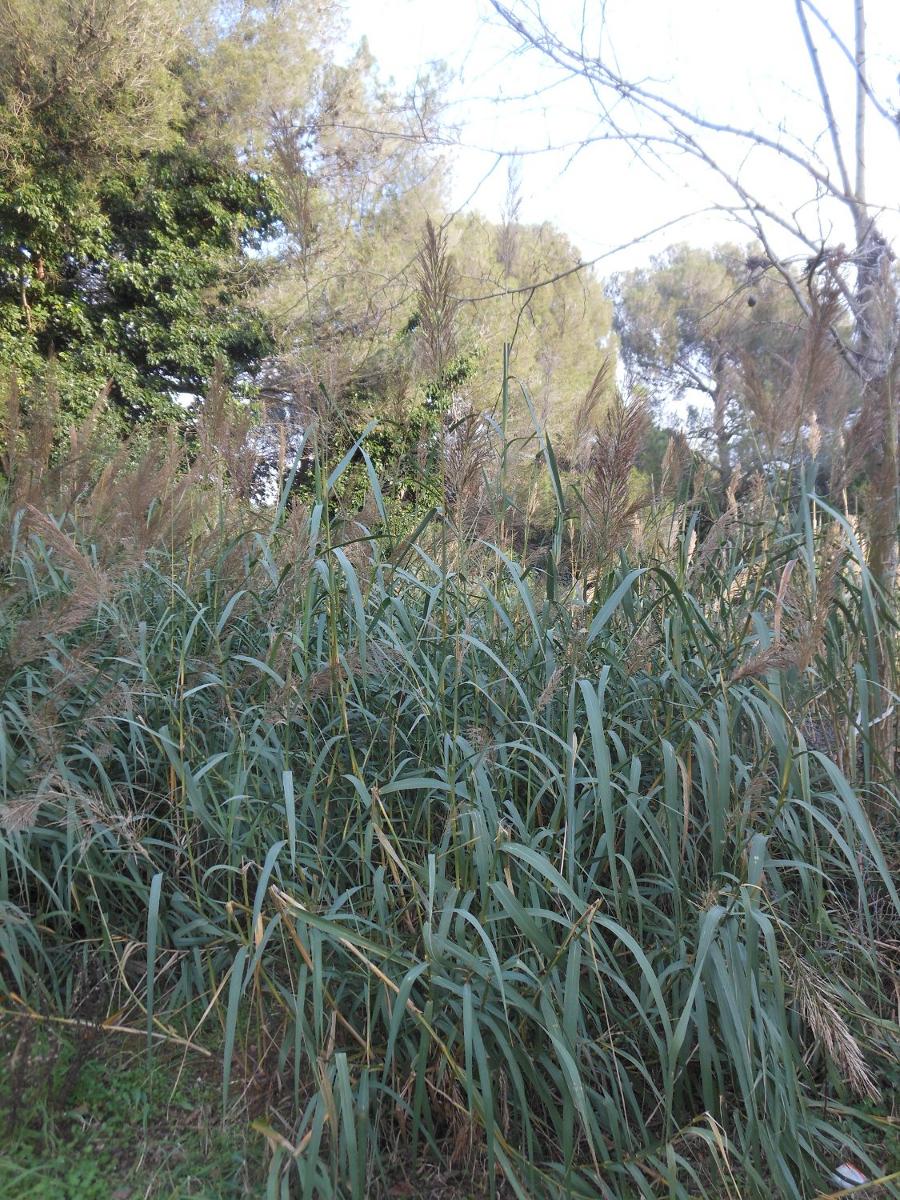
[0,380,897,1200]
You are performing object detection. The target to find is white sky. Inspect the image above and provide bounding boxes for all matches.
[345,0,900,273]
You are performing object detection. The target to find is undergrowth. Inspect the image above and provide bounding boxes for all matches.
[0,407,898,1199]
[0,1022,263,1199]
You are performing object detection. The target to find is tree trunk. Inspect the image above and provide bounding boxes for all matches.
[711,362,731,491]
[853,235,898,772]
[864,366,898,590]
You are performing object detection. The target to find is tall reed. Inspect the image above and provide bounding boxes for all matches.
[1,408,897,1198]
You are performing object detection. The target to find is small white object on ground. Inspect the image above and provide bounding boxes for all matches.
[831,1162,869,1189]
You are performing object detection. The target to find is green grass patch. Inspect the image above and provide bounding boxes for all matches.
[0,1024,262,1199]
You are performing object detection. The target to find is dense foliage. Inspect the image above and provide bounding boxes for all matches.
[1,3,897,1197]
[0,0,285,423]
[0,409,897,1198]
[1,1,620,455]
[0,146,279,422]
